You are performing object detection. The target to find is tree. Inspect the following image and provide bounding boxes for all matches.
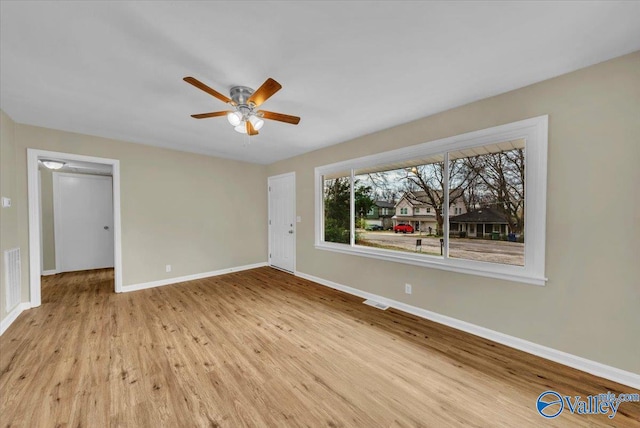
[401,160,475,235]
[468,148,525,234]
[324,177,350,243]
[355,183,374,228]
[364,172,398,203]
[323,177,374,243]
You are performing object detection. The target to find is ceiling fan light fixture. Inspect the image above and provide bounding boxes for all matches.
[226,111,243,126]
[248,115,264,131]
[234,124,248,134]
[41,160,66,170]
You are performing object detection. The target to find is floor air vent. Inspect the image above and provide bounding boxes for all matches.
[363,299,389,310]
[4,247,21,312]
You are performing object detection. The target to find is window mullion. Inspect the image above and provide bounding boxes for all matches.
[350,169,355,247]
[443,152,450,260]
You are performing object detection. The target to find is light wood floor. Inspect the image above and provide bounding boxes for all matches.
[1,268,638,427]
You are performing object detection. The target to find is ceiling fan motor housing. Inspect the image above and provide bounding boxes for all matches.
[230,86,255,107]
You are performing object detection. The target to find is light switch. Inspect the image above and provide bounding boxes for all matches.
[1,197,11,208]
[296,216,301,223]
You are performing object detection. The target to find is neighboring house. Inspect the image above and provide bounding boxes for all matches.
[365,200,395,229]
[392,191,466,233]
[450,207,511,238]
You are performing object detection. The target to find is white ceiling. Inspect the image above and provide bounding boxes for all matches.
[1,2,639,165]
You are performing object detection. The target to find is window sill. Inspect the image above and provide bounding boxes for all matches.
[315,242,547,286]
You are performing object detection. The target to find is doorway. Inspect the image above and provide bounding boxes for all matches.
[27,149,123,308]
[53,173,114,272]
[268,172,295,273]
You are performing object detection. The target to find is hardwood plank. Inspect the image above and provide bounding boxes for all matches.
[1,267,638,427]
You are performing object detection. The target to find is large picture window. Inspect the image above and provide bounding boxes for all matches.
[315,116,548,285]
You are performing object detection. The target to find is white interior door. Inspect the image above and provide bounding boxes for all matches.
[269,173,295,272]
[54,173,114,272]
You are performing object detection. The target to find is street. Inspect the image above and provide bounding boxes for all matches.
[357,231,524,266]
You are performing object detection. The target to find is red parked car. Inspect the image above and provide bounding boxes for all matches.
[393,224,414,234]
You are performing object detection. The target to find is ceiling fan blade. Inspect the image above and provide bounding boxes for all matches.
[258,110,301,125]
[246,121,259,136]
[183,77,234,105]
[191,111,229,119]
[247,78,282,107]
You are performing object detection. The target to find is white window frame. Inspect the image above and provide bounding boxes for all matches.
[314,116,548,286]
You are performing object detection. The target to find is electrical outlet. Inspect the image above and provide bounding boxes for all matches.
[165,264,172,273]
[405,283,412,294]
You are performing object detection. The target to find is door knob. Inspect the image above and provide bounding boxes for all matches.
[104,226,109,230]
[288,230,294,234]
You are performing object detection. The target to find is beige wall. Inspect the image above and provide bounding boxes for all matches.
[4,120,267,297]
[0,110,19,320]
[267,52,640,373]
[39,167,56,271]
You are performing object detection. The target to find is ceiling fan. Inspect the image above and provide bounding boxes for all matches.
[183,76,300,136]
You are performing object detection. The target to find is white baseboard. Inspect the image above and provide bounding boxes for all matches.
[121,262,268,293]
[42,270,58,276]
[0,302,32,336]
[295,271,640,390]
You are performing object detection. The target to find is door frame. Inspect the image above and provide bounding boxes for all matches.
[27,149,123,307]
[267,172,296,273]
[53,172,114,273]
